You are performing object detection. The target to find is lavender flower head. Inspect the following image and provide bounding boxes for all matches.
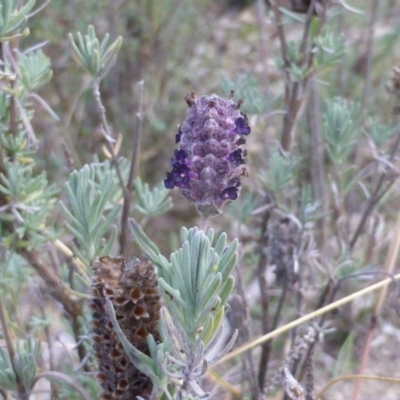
[164,91,251,218]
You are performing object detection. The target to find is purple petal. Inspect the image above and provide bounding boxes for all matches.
[220,187,238,201]
[175,126,182,143]
[164,173,176,189]
[233,114,251,135]
[227,149,246,166]
[171,149,187,165]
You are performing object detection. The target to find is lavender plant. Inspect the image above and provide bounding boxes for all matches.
[69,23,250,399]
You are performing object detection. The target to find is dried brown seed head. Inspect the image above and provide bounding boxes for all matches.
[91,256,161,400]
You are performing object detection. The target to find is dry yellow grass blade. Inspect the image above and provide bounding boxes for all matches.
[213,272,400,367]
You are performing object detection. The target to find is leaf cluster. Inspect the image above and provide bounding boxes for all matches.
[115,221,239,398]
[260,148,300,195]
[0,161,57,248]
[0,0,35,40]
[19,49,53,92]
[60,164,122,267]
[134,177,172,218]
[69,25,123,79]
[0,337,40,392]
[323,97,361,168]
[160,227,237,346]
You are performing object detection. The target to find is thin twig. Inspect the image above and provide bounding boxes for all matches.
[20,249,83,316]
[361,0,379,110]
[0,387,7,399]
[349,129,400,249]
[256,0,270,89]
[234,265,260,399]
[335,11,346,95]
[256,198,274,389]
[119,80,145,255]
[28,93,60,122]
[285,0,319,152]
[92,82,125,189]
[352,209,400,400]
[127,81,145,191]
[308,79,327,244]
[270,0,290,89]
[279,0,329,151]
[299,0,318,56]
[298,269,400,382]
[272,283,288,333]
[28,0,52,18]
[200,218,209,231]
[233,198,258,397]
[15,96,37,145]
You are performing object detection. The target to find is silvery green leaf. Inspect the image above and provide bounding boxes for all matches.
[218,240,238,280]
[19,49,52,91]
[69,25,122,79]
[0,0,36,39]
[61,164,120,265]
[13,338,40,391]
[134,177,172,217]
[100,226,118,256]
[203,324,224,357]
[160,307,188,358]
[279,6,306,22]
[213,232,227,255]
[0,348,17,390]
[0,162,57,246]
[363,117,398,148]
[105,298,159,382]
[160,228,238,347]
[259,148,301,194]
[206,329,238,367]
[195,257,219,301]
[180,226,189,242]
[130,218,162,265]
[197,298,222,337]
[219,276,235,305]
[206,228,214,243]
[314,31,345,71]
[195,273,222,315]
[221,73,274,115]
[170,251,195,307]
[158,278,185,306]
[14,353,36,391]
[323,97,361,167]
[202,307,224,345]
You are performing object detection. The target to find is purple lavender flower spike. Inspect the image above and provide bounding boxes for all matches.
[164,91,251,218]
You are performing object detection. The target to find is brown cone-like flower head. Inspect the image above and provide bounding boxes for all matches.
[90,256,160,400]
[164,91,251,218]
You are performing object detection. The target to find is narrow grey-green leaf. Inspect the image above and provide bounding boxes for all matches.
[129,219,161,265]
[105,298,158,381]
